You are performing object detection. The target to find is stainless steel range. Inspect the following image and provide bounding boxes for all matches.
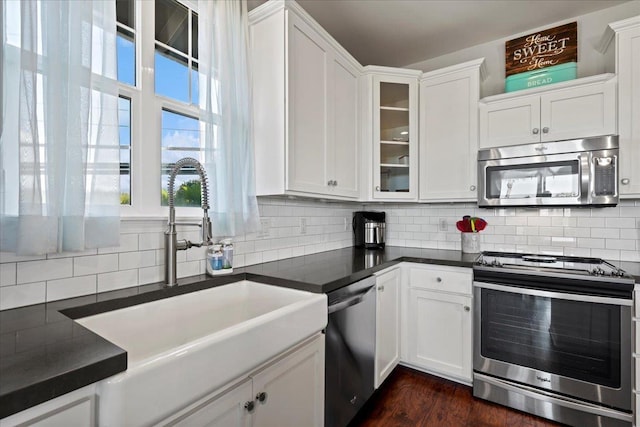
[473,252,634,427]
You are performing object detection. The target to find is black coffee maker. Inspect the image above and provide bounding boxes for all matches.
[353,211,385,249]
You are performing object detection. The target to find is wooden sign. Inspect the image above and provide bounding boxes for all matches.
[505,22,577,77]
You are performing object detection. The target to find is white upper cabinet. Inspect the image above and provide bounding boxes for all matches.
[603,16,640,198]
[479,74,617,149]
[363,67,421,201]
[287,12,330,195]
[419,59,486,202]
[250,2,361,200]
[330,54,360,198]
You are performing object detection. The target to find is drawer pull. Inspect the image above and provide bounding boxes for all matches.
[436,277,442,283]
[464,306,470,312]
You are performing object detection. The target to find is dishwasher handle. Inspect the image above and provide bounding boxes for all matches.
[328,285,375,314]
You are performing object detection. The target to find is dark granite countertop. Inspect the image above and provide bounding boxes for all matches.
[1,245,637,419]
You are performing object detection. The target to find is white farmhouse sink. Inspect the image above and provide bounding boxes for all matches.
[76,280,327,426]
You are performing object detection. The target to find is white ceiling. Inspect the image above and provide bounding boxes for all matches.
[248,0,631,67]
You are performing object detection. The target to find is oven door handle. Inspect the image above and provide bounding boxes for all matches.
[473,281,632,306]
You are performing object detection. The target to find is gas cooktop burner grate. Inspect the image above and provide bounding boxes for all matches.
[475,251,632,280]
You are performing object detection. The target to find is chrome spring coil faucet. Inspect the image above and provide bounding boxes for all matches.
[165,158,213,286]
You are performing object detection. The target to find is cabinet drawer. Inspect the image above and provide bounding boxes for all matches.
[408,265,472,295]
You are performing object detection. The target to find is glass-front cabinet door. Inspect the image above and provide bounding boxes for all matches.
[373,74,418,199]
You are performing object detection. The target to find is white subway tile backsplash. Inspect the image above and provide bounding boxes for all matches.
[505,216,528,226]
[47,249,98,259]
[186,246,207,262]
[17,259,72,284]
[177,261,202,278]
[605,217,637,228]
[564,227,591,238]
[46,275,96,302]
[606,239,637,251]
[0,282,46,310]
[1,263,17,287]
[97,269,139,293]
[119,250,157,271]
[619,206,640,217]
[621,250,640,262]
[139,233,165,250]
[563,247,592,257]
[591,249,621,260]
[375,200,639,266]
[576,238,605,249]
[528,217,551,227]
[551,217,576,227]
[577,218,605,228]
[0,252,46,264]
[245,252,263,266]
[98,233,139,254]
[73,254,119,276]
[139,266,164,285]
[2,196,637,311]
[592,228,619,239]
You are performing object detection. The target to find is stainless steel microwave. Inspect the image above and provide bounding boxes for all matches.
[477,135,619,207]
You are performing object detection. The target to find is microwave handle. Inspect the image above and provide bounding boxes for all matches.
[580,152,590,202]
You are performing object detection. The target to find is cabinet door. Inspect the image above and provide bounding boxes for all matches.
[617,24,640,197]
[419,70,479,201]
[540,78,616,142]
[373,76,418,200]
[407,289,472,382]
[252,335,325,427]
[330,54,359,198]
[287,12,330,195]
[375,268,401,389]
[479,95,541,148]
[169,380,253,427]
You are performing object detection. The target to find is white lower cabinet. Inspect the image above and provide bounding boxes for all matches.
[169,380,253,427]
[165,334,325,427]
[402,264,473,384]
[0,385,96,427]
[374,267,401,389]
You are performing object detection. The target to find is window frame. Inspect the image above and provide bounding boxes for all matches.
[120,0,205,219]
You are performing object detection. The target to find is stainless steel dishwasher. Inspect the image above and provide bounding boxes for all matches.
[325,276,376,427]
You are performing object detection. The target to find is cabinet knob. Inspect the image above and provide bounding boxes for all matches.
[542,127,549,134]
[334,180,338,186]
[436,277,442,283]
[256,392,268,403]
[464,306,470,312]
[621,178,630,185]
[378,285,385,292]
[375,186,380,191]
[470,185,476,191]
[532,128,539,135]
[244,401,255,413]
[327,180,332,186]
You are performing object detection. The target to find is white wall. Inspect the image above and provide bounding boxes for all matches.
[0,197,360,310]
[405,2,640,97]
[370,200,640,262]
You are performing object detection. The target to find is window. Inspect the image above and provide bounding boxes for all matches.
[116,0,135,205]
[161,110,202,207]
[116,0,205,215]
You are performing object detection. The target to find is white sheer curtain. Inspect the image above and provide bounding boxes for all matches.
[1,0,120,255]
[198,0,260,237]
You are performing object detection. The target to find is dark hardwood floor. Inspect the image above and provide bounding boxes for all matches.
[350,366,563,427]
